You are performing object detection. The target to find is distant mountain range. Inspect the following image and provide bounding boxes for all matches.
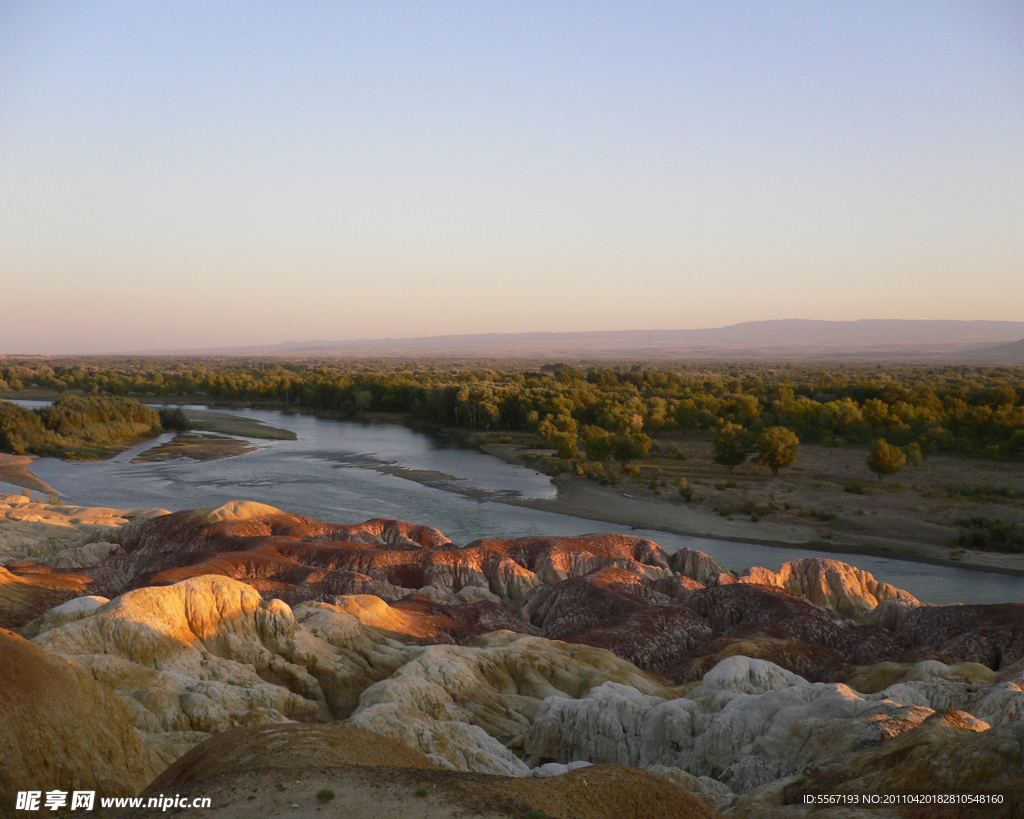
[169,319,1024,362]
[965,337,1024,363]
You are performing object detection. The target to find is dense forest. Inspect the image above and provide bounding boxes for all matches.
[2,357,1023,462]
[0,395,162,458]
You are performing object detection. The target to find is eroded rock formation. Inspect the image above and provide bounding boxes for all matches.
[4,494,1024,817]
[0,628,161,815]
[736,557,921,622]
[133,723,723,819]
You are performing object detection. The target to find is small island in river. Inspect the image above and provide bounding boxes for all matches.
[0,399,296,486]
[132,432,258,462]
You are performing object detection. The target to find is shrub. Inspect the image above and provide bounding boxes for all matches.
[316,789,335,803]
[844,482,866,495]
[158,407,192,431]
[663,442,685,460]
[800,508,838,521]
[867,439,906,479]
[955,517,1024,553]
[946,484,1021,503]
[902,443,922,467]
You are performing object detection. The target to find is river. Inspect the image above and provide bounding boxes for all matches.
[4,401,1022,606]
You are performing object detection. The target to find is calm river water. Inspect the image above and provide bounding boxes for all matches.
[5,402,1021,606]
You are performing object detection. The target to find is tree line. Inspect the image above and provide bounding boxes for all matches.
[0,395,162,458]
[2,357,1023,460]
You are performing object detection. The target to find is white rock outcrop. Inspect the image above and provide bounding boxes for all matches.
[347,630,681,775]
[26,579,684,778]
[0,493,166,565]
[524,656,939,793]
[348,702,531,776]
[28,576,417,763]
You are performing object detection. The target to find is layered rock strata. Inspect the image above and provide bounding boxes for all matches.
[4,496,1024,817]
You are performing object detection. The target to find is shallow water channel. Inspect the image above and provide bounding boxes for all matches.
[6,401,1022,606]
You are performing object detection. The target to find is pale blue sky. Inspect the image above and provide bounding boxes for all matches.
[1,1,1022,353]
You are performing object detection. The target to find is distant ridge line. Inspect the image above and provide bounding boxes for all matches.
[137,319,1024,362]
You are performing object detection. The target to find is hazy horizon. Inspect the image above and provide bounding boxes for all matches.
[2,2,1022,354]
[5,317,1024,359]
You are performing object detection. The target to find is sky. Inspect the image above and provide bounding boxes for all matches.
[1,1,1022,354]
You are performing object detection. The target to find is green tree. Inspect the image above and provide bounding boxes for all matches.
[712,422,755,473]
[867,438,906,479]
[611,432,652,467]
[757,426,800,476]
[551,431,579,463]
[539,413,579,463]
[582,426,612,463]
[158,407,192,431]
[902,442,922,468]
[863,398,891,427]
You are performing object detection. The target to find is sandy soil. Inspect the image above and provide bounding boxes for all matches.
[185,408,297,440]
[132,433,258,462]
[123,764,720,819]
[113,724,721,819]
[0,453,55,495]
[484,439,1024,577]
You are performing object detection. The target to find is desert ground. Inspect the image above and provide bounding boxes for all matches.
[483,435,1024,576]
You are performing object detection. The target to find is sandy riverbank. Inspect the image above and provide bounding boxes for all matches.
[0,454,55,495]
[483,444,1024,578]
[5,396,1021,578]
[131,433,258,462]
